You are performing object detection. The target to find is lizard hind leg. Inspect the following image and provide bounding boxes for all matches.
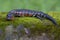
[34,13,45,21]
[35,15,44,21]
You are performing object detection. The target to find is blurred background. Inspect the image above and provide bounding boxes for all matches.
[0,0,60,12]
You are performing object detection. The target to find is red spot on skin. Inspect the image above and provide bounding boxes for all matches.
[29,13,33,16]
[23,12,28,16]
[24,13,29,16]
[11,16,14,21]
[19,12,23,16]
[15,12,18,15]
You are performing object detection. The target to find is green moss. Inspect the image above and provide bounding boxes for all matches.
[0,12,60,40]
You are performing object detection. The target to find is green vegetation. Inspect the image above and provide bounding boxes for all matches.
[0,0,60,40]
[0,12,60,40]
[0,0,60,12]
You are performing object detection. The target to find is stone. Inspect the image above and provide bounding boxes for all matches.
[16,24,25,40]
[16,24,24,32]
[0,29,3,36]
[24,28,31,37]
[5,25,14,40]
[12,33,19,40]
[0,29,3,40]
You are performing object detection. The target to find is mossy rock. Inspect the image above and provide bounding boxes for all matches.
[0,12,60,40]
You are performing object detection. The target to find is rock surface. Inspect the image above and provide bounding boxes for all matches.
[4,25,54,40]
